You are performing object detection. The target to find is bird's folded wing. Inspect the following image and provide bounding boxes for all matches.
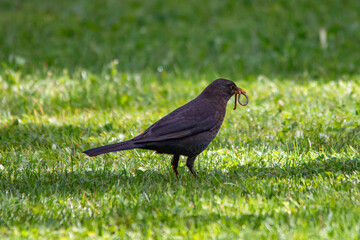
[133,108,217,143]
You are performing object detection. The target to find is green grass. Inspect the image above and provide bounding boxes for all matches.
[1,0,360,239]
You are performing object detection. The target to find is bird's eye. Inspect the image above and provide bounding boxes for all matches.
[230,85,235,90]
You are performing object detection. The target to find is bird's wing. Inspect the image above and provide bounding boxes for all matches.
[133,101,221,143]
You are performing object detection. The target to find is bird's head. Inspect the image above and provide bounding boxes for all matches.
[202,79,248,109]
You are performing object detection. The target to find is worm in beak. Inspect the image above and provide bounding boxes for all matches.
[233,88,249,110]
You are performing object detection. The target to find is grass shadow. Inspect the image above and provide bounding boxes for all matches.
[0,168,170,197]
[1,122,359,198]
[222,156,360,180]
[0,122,124,152]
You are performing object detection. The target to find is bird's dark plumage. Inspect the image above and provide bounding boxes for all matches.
[83,79,248,178]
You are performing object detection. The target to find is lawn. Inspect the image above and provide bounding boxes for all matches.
[1,0,360,239]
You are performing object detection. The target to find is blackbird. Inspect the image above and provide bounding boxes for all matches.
[83,79,248,178]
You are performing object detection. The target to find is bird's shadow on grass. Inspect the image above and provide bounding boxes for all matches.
[2,155,359,198]
[0,168,171,197]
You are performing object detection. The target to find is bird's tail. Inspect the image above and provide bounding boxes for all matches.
[83,140,136,157]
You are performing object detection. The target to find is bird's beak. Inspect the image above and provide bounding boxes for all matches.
[235,88,246,95]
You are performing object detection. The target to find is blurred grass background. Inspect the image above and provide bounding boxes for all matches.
[1,0,360,77]
[1,0,360,239]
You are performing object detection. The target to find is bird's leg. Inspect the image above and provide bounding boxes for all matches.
[186,155,199,179]
[171,155,180,179]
